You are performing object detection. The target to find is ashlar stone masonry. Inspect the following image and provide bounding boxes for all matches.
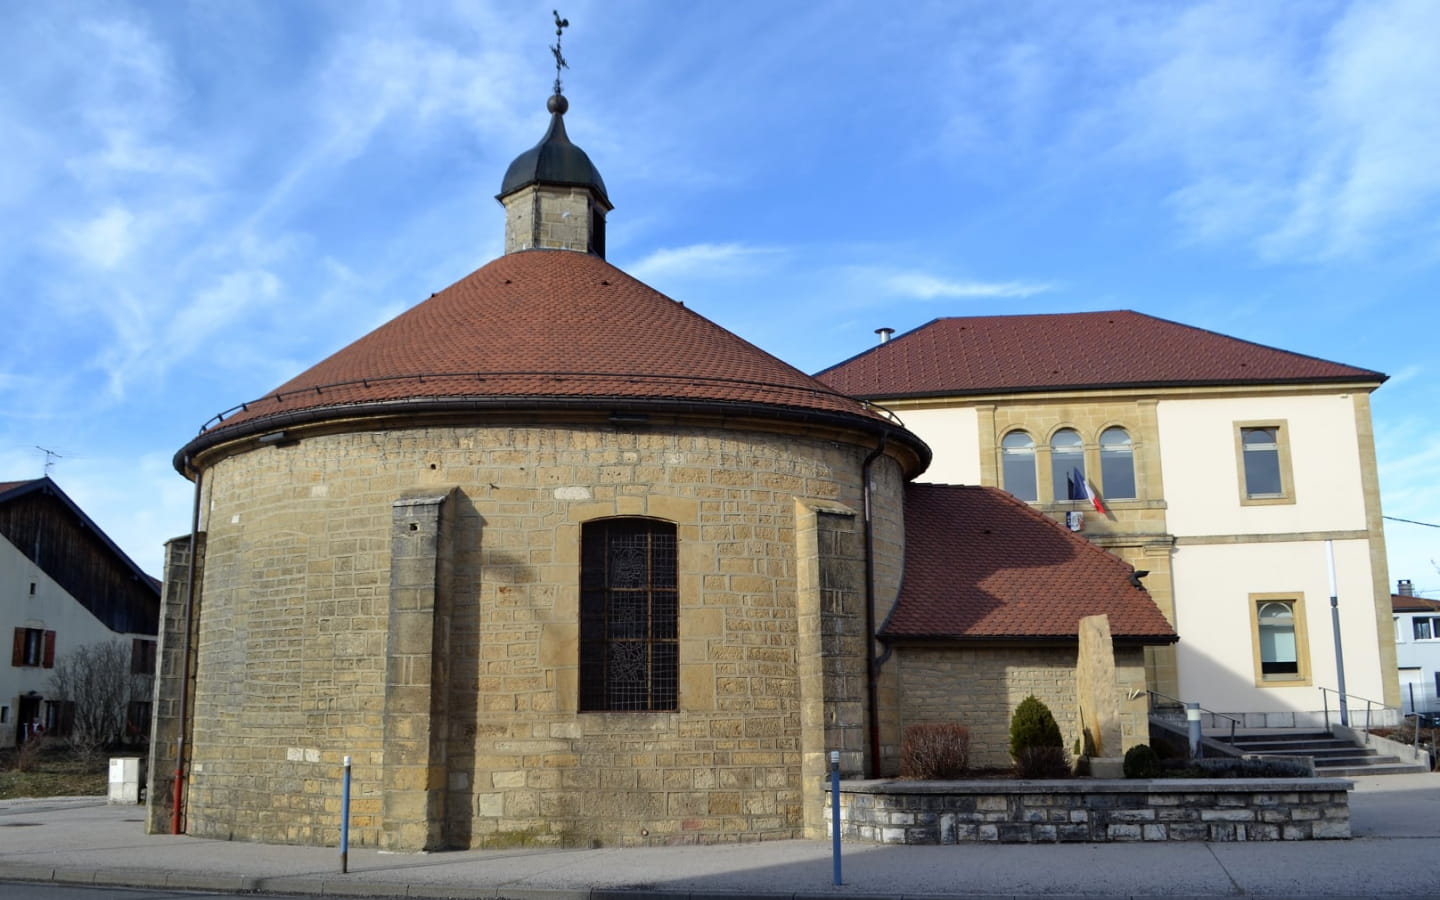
[168,420,906,849]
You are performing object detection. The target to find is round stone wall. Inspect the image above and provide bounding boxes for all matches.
[181,420,906,848]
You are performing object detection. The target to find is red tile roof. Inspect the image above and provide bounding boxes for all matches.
[188,250,912,456]
[1393,594,1440,613]
[882,483,1177,643]
[816,312,1385,399]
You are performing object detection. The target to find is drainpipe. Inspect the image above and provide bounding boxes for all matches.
[172,458,203,835]
[1326,540,1349,727]
[861,434,889,778]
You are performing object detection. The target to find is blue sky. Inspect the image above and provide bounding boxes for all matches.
[2,0,1437,597]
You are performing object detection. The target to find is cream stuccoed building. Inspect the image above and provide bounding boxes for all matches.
[818,314,1399,728]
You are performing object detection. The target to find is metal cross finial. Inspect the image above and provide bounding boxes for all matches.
[551,10,570,96]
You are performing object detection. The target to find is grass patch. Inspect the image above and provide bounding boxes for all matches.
[0,743,110,799]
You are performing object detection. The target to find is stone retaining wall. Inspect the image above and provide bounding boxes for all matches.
[828,778,1351,843]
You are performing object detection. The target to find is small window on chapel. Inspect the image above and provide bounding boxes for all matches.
[579,518,678,711]
[590,207,606,258]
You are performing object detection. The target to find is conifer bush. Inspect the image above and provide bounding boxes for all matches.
[1009,695,1070,778]
[1009,695,1063,757]
[899,723,971,779]
[1123,743,1161,779]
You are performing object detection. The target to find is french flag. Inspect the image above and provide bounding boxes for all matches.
[1072,468,1107,515]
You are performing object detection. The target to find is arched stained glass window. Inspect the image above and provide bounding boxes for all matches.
[580,518,678,711]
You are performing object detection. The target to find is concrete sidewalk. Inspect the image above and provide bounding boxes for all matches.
[3,773,1440,899]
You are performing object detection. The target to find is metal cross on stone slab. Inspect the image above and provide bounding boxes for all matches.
[551,10,570,96]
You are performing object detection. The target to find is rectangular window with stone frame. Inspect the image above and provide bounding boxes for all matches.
[1236,421,1295,505]
[579,518,678,711]
[1249,593,1311,686]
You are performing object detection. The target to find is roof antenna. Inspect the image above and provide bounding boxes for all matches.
[35,446,61,477]
[551,10,570,99]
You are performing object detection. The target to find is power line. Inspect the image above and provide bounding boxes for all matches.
[1385,515,1440,529]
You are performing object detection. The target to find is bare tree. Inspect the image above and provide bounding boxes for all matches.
[48,639,150,763]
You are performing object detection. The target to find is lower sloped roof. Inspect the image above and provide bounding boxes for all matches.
[1393,594,1440,614]
[884,483,1177,644]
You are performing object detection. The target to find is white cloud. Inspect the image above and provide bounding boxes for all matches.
[58,206,137,269]
[1263,0,1440,259]
[62,16,209,187]
[93,269,284,398]
[883,272,1054,300]
[1092,0,1440,261]
[246,19,531,230]
[626,243,780,282]
[1385,364,1425,388]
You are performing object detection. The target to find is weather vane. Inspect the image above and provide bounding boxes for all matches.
[551,10,570,97]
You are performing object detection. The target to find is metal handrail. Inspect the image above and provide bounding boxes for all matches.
[1147,690,1241,744]
[1319,687,1398,746]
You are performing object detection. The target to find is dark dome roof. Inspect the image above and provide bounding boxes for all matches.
[498,97,609,204]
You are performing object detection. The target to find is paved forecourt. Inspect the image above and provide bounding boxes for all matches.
[3,773,1440,899]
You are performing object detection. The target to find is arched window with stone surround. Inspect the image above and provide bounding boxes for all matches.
[1050,428,1084,502]
[1001,430,1038,502]
[579,518,678,711]
[1099,426,1136,499]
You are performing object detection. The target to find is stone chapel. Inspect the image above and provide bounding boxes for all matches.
[146,85,1174,850]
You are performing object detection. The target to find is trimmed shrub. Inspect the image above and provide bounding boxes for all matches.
[1164,757,1314,779]
[1015,745,1072,779]
[899,723,971,779]
[1009,695,1063,758]
[1010,695,1069,778]
[1123,743,1161,779]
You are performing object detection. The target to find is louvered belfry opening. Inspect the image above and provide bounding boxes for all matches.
[579,518,678,711]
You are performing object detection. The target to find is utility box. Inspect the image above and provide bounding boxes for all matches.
[108,757,145,805]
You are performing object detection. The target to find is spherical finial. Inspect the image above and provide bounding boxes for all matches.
[547,93,569,115]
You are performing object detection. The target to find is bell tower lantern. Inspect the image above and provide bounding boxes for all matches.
[496,13,612,257]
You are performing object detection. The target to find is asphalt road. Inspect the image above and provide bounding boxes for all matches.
[0,885,316,900]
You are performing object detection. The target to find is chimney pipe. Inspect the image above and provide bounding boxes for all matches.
[875,327,894,344]
[1399,579,1414,597]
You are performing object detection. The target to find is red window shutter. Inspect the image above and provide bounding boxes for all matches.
[42,630,56,668]
[10,628,21,667]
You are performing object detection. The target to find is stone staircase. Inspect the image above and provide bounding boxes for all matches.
[1215,729,1430,776]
